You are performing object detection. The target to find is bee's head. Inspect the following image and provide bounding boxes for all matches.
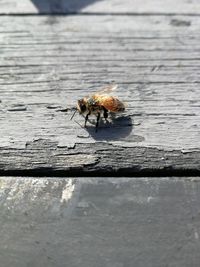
[77,98,87,114]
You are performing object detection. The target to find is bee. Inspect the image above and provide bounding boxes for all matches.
[71,84,125,131]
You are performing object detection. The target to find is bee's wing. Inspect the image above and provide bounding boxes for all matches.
[85,84,118,98]
[97,84,118,95]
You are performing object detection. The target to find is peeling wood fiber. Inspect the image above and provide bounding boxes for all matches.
[0,141,199,175]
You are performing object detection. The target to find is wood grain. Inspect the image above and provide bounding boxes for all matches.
[0,0,200,14]
[0,15,199,173]
[1,177,200,267]
[1,1,200,265]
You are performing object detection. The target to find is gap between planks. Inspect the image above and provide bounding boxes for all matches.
[0,168,200,178]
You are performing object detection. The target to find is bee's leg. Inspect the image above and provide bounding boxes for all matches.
[103,107,108,119]
[95,112,101,132]
[85,111,91,127]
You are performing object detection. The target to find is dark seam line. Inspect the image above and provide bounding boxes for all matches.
[0,169,199,178]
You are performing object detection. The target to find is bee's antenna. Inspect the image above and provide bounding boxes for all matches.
[70,108,77,120]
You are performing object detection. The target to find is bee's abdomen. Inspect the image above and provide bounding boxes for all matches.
[100,96,125,112]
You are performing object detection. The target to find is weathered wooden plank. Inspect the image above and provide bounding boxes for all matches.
[0,0,200,14]
[0,15,199,173]
[1,177,200,267]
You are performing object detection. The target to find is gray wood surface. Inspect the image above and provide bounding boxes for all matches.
[0,15,199,173]
[1,0,200,14]
[1,1,200,266]
[1,177,200,267]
